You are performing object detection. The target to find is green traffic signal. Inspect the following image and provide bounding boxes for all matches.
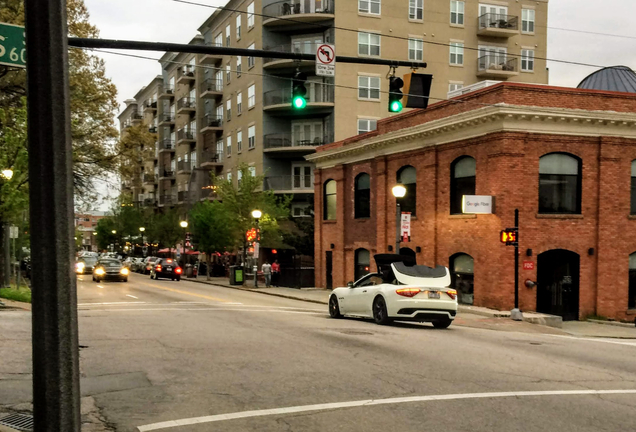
[293,95,307,109]
[390,100,403,113]
[388,75,404,113]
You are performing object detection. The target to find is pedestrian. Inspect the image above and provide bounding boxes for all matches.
[272,259,280,287]
[262,261,272,287]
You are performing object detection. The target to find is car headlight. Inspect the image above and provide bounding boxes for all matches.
[75,263,85,273]
[120,268,129,275]
[95,268,105,275]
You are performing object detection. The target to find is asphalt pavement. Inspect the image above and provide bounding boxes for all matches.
[1,273,635,432]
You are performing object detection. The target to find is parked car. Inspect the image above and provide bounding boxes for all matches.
[130,258,145,273]
[328,254,458,328]
[75,256,98,275]
[142,257,158,274]
[92,258,129,282]
[150,258,182,281]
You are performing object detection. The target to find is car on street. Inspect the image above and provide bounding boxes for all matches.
[141,256,158,274]
[92,258,129,282]
[150,258,182,281]
[328,254,457,328]
[130,257,145,273]
[75,256,98,275]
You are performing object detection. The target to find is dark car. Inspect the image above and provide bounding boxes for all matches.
[142,257,158,274]
[150,258,182,281]
[76,256,98,275]
[93,258,129,282]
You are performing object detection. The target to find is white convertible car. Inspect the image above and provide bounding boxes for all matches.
[329,254,458,328]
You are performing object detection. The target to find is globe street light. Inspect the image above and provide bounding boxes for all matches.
[139,227,146,257]
[392,184,407,254]
[179,221,188,266]
[1,169,13,180]
[251,210,261,288]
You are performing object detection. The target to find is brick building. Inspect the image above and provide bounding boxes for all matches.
[308,82,636,321]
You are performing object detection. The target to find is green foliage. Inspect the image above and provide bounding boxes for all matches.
[147,209,183,250]
[190,201,236,255]
[0,285,31,303]
[95,217,118,250]
[0,99,29,224]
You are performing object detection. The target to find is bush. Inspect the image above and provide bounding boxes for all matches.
[0,285,31,303]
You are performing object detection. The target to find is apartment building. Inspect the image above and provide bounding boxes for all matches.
[119,0,548,216]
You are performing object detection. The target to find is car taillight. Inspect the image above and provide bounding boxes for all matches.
[175,267,182,274]
[396,288,421,297]
[156,265,162,271]
[446,289,457,300]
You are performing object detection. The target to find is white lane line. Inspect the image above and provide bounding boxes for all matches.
[97,285,104,289]
[78,302,146,306]
[126,295,139,299]
[548,334,636,347]
[79,308,324,314]
[136,389,636,431]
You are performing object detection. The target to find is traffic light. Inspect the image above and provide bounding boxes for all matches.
[388,76,404,112]
[292,71,308,109]
[402,73,433,109]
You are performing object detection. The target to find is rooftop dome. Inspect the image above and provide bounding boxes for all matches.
[577,65,636,93]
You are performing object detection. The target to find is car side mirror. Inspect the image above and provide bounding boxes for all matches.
[347,281,354,288]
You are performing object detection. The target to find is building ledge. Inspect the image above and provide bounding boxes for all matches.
[535,214,584,219]
[448,214,477,219]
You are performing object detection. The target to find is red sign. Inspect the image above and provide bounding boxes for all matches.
[523,261,534,270]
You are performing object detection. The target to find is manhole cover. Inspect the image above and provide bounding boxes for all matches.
[340,330,374,336]
[0,413,33,431]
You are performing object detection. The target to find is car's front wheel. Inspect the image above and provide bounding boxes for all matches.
[373,296,392,325]
[433,319,452,329]
[329,296,342,318]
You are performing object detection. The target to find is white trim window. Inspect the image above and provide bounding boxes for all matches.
[237,92,242,115]
[409,0,423,20]
[291,204,312,218]
[237,169,243,185]
[225,64,231,84]
[237,130,243,152]
[225,24,231,47]
[248,166,256,177]
[449,42,464,65]
[292,164,314,189]
[357,118,377,134]
[359,0,380,15]
[521,9,535,33]
[236,14,242,40]
[248,43,255,68]
[214,33,223,47]
[521,49,535,71]
[449,82,463,92]
[247,2,254,27]
[358,75,381,100]
[408,38,423,61]
[227,172,232,183]
[450,1,464,25]
[215,105,224,122]
[292,120,324,145]
[248,84,255,108]
[236,56,242,77]
[248,125,256,149]
[226,99,232,121]
[358,32,380,57]
[226,135,232,156]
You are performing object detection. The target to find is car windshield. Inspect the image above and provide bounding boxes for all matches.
[99,259,120,266]
[83,257,97,265]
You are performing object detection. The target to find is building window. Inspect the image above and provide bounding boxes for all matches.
[237,92,242,114]
[293,164,313,189]
[226,99,232,121]
[237,169,243,186]
[521,9,535,33]
[408,38,423,61]
[539,153,582,214]
[450,1,464,25]
[292,204,312,218]
[225,64,231,84]
[359,0,380,15]
[355,173,371,219]
[409,0,423,20]
[236,14,242,39]
[226,135,232,156]
[248,43,255,68]
[247,2,254,27]
[236,56,242,77]
[355,248,371,281]
[449,42,464,65]
[225,24,231,47]
[521,49,535,72]
[214,33,223,47]
[248,84,255,108]
[248,125,256,149]
[449,82,463,93]
[358,75,381,100]
[324,179,337,220]
[248,166,256,177]
[396,165,416,216]
[450,156,476,215]
[630,253,636,309]
[227,171,232,183]
[450,253,474,305]
[237,130,243,152]
[358,32,381,57]
[357,118,377,134]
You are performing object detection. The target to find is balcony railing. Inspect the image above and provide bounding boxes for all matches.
[263,175,314,192]
[143,197,156,206]
[177,161,191,172]
[478,13,519,31]
[159,85,175,98]
[264,133,333,149]
[202,114,224,129]
[178,66,195,78]
[263,83,334,108]
[131,113,143,122]
[478,55,518,73]
[177,128,196,142]
[200,79,224,94]
[201,150,223,164]
[159,114,174,124]
[159,195,176,205]
[263,0,334,18]
[177,97,196,111]
[160,169,175,178]
[264,42,323,64]
[145,100,157,109]
[148,125,157,133]
[177,191,189,202]
[144,174,156,183]
[160,139,175,151]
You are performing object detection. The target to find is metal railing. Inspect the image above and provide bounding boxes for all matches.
[478,54,518,72]
[144,174,156,183]
[263,175,314,191]
[263,42,323,63]
[201,150,223,164]
[145,100,157,109]
[177,161,191,172]
[200,78,223,93]
[263,0,334,18]
[160,168,175,178]
[160,84,174,95]
[177,191,189,202]
[202,114,224,128]
[132,113,143,121]
[143,197,155,206]
[148,126,157,133]
[263,83,334,107]
[177,97,196,110]
[160,139,175,150]
[178,66,195,77]
[263,133,333,149]
[159,114,174,123]
[177,128,196,141]
[159,195,175,205]
[478,13,519,31]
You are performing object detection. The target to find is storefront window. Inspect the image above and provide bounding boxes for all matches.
[451,156,475,214]
[355,248,371,281]
[354,173,371,218]
[450,253,474,305]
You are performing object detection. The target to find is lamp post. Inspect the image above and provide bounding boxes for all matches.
[1,169,13,288]
[111,230,117,253]
[392,184,406,254]
[251,209,262,288]
[180,221,188,266]
[139,227,145,257]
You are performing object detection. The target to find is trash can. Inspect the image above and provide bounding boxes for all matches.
[185,264,194,278]
[229,265,244,285]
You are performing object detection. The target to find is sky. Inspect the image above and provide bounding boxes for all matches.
[83,0,636,208]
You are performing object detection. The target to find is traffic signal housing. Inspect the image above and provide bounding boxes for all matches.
[388,76,404,112]
[292,71,308,109]
[402,73,433,109]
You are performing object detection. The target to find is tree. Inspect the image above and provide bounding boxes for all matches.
[0,100,29,224]
[146,209,182,256]
[190,201,236,280]
[94,217,117,251]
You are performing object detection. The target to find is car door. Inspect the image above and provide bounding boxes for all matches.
[346,274,379,316]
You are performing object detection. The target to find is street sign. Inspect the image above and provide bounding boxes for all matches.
[0,22,26,68]
[462,195,494,214]
[400,212,411,243]
[315,43,335,77]
[9,226,19,239]
[500,228,518,246]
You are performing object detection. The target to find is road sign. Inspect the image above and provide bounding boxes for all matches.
[500,228,518,246]
[462,195,494,214]
[400,212,411,242]
[0,22,26,68]
[315,43,335,77]
[9,226,19,239]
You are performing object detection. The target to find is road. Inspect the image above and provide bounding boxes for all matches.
[1,272,636,432]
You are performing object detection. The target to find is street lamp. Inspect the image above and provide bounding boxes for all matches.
[392,185,407,254]
[251,210,261,288]
[1,169,13,180]
[139,227,146,257]
[180,221,188,265]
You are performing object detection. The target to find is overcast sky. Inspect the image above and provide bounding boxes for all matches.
[83,0,636,208]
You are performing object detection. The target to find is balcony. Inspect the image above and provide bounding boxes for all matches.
[200,79,223,98]
[148,125,158,134]
[176,66,195,85]
[262,0,335,27]
[177,160,191,174]
[158,139,175,153]
[177,191,189,203]
[200,115,224,133]
[199,43,224,64]
[200,150,224,167]
[476,55,519,79]
[199,185,217,201]
[177,97,196,115]
[177,128,196,145]
[131,113,143,124]
[264,175,315,193]
[263,84,334,113]
[159,168,175,180]
[159,194,176,206]
[158,85,175,100]
[158,113,175,127]
[477,13,519,37]
[264,133,332,154]
[143,174,156,184]
[263,43,320,69]
[143,197,156,206]
[144,100,158,112]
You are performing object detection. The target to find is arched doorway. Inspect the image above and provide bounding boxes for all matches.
[537,249,580,320]
[450,253,474,305]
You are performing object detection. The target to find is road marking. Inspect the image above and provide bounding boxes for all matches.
[97,285,104,289]
[78,302,146,306]
[548,334,636,347]
[78,308,324,315]
[126,295,139,299]
[136,389,636,431]
[141,282,231,303]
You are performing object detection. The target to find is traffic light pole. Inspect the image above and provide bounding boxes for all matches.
[511,209,522,321]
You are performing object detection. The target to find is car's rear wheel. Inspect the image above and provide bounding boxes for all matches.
[329,296,342,318]
[373,296,392,325]
[433,318,452,329]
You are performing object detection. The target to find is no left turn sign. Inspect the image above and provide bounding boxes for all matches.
[316,43,335,77]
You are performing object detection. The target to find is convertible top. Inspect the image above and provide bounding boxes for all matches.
[392,262,447,278]
[391,262,451,287]
[374,254,417,283]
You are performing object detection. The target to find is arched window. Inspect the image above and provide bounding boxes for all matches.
[450,156,476,214]
[323,180,337,220]
[539,153,581,214]
[396,166,417,216]
[631,160,636,215]
[354,173,371,218]
[355,248,371,281]
[629,253,636,309]
[450,253,474,305]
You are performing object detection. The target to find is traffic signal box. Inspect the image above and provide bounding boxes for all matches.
[500,228,518,246]
[292,71,308,109]
[388,76,404,112]
[388,73,433,113]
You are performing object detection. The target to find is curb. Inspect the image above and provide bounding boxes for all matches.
[587,318,636,329]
